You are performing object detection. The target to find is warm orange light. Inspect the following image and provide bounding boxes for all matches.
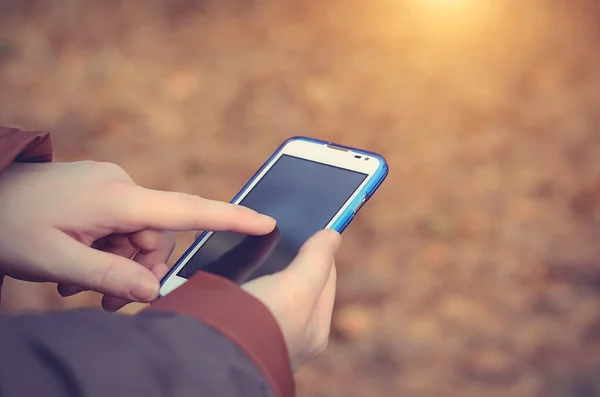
[360,0,505,49]
[417,0,490,16]
[423,0,461,3]
[411,0,500,37]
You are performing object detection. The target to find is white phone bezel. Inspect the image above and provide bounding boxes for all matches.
[159,139,382,296]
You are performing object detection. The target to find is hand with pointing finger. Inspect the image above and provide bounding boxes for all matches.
[0,161,275,311]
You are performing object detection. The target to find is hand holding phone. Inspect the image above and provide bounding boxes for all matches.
[156,136,388,371]
[160,137,388,295]
[242,229,341,371]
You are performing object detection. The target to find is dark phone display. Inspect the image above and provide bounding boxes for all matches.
[177,154,367,283]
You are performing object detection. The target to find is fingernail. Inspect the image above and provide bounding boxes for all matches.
[57,284,86,297]
[256,213,276,226]
[130,276,159,301]
[325,229,342,250]
[102,304,118,314]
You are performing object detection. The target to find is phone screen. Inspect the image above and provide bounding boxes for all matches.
[176,154,368,283]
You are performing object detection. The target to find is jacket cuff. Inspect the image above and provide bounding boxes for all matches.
[0,127,53,174]
[145,272,294,397]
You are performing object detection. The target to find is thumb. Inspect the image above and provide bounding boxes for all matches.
[282,229,341,299]
[50,233,159,302]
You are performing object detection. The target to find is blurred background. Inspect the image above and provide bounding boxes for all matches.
[2,0,600,396]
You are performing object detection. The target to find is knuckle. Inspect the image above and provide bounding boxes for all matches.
[177,193,205,203]
[92,161,131,179]
[73,162,135,220]
[173,193,208,229]
[97,165,137,201]
[84,161,133,193]
[100,161,127,175]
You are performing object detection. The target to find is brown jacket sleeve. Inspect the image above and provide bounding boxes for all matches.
[0,126,53,169]
[0,126,294,397]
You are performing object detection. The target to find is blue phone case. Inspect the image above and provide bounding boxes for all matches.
[159,136,388,287]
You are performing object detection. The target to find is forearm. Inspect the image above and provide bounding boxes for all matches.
[0,126,53,306]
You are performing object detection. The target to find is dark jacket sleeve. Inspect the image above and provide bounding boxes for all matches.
[0,126,294,397]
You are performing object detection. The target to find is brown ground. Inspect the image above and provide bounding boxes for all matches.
[2,1,600,396]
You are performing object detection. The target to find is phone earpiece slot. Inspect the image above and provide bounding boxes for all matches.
[326,143,350,152]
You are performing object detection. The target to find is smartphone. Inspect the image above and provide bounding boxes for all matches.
[159,136,388,296]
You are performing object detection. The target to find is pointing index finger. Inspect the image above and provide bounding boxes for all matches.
[120,187,276,234]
